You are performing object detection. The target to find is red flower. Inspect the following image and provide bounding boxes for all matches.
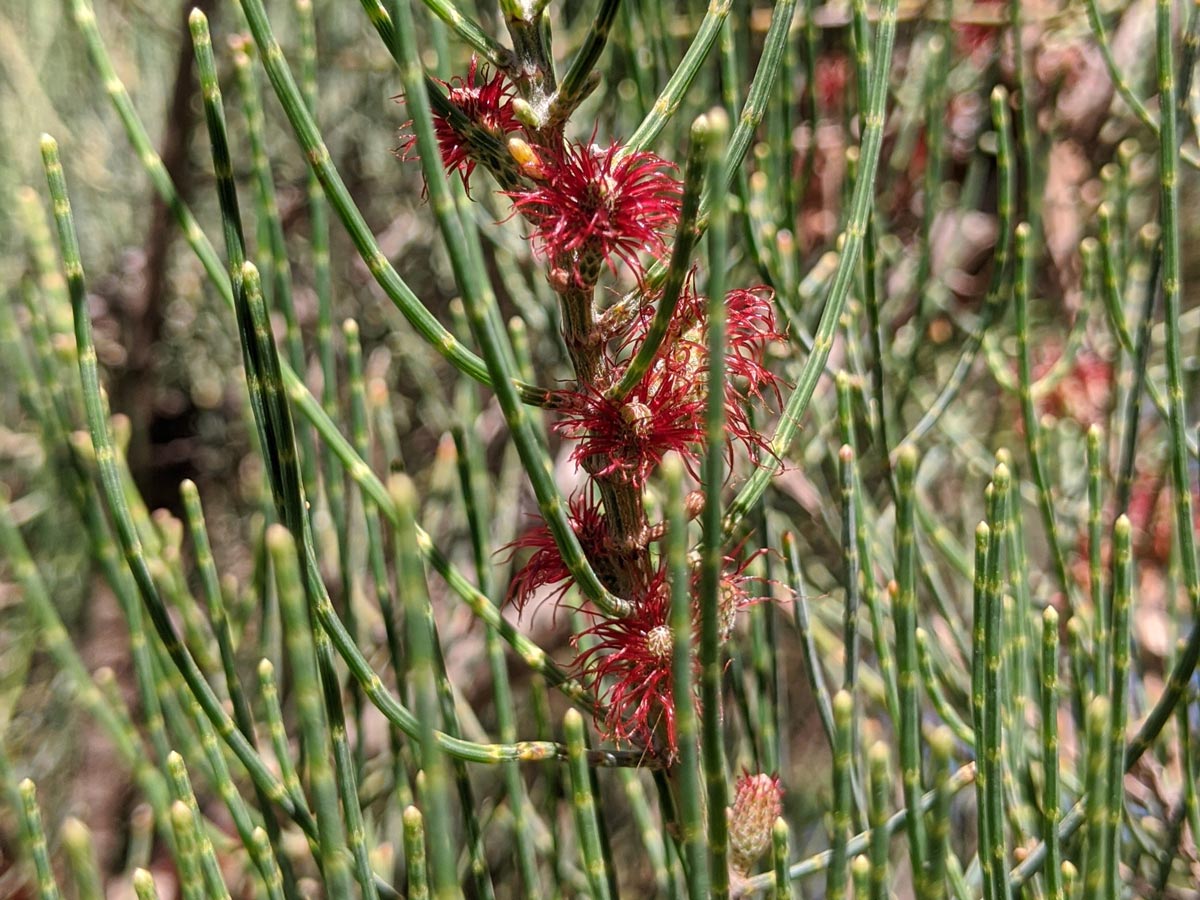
[574,571,682,751]
[398,57,521,191]
[629,275,781,398]
[554,276,780,486]
[506,140,681,284]
[503,492,613,613]
[553,364,707,486]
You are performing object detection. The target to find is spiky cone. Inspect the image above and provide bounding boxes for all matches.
[727,772,784,876]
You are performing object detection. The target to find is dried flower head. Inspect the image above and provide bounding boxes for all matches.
[716,551,766,643]
[728,772,784,874]
[398,56,521,191]
[506,140,681,285]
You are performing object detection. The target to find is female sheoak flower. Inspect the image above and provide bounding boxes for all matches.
[505,139,682,284]
[573,571,676,750]
[404,61,782,755]
[503,492,614,613]
[398,56,522,191]
[553,278,781,486]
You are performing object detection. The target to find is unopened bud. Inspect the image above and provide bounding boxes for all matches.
[728,772,783,874]
[507,137,545,178]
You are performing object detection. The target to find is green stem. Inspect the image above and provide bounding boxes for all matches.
[17,780,62,900]
[665,456,708,899]
[1013,223,1071,599]
[564,710,612,900]
[1104,517,1133,900]
[608,112,712,403]
[1040,607,1063,900]
[699,107,732,900]
[724,0,899,536]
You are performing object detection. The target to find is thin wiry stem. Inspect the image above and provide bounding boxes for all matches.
[699,107,732,899]
[724,0,899,536]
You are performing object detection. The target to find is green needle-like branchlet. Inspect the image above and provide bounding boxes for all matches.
[1083,697,1111,900]
[257,660,303,806]
[229,42,305,376]
[971,517,994,900]
[699,105,732,900]
[609,111,713,403]
[1104,516,1133,900]
[180,481,256,750]
[564,710,612,900]
[1086,426,1108,698]
[773,819,793,900]
[546,0,620,126]
[403,806,431,900]
[1013,223,1070,600]
[625,2,731,153]
[61,818,103,900]
[827,691,854,900]
[982,465,1011,900]
[391,476,461,900]
[927,727,955,900]
[1040,606,1063,900]
[664,456,708,898]
[867,743,890,900]
[916,628,974,748]
[269,525,355,897]
[169,800,206,900]
[132,869,161,900]
[893,446,929,895]
[166,752,231,900]
[17,780,61,900]
[839,445,861,694]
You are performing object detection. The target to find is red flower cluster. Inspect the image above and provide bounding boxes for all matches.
[553,274,780,484]
[403,61,783,756]
[405,62,679,283]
